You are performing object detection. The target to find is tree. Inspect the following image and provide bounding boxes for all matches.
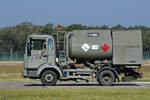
[0,22,44,52]
[66,24,87,31]
[143,31,150,51]
[99,25,109,29]
[42,23,54,35]
[112,24,126,30]
[0,22,150,54]
[129,25,150,31]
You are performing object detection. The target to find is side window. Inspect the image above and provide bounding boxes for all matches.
[48,39,53,50]
[30,39,46,50]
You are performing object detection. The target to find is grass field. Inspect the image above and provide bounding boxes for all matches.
[135,64,150,81]
[0,63,38,82]
[0,62,150,100]
[0,88,150,100]
[0,63,23,74]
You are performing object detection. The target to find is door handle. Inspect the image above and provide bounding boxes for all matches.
[42,54,48,57]
[129,61,136,63]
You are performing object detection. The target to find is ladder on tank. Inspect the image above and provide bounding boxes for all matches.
[56,31,66,62]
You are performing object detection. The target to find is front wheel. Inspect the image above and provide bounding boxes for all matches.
[97,70,115,86]
[41,70,57,86]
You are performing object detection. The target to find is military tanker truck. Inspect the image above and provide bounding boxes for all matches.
[22,30,143,86]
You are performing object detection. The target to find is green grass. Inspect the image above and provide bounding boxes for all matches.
[0,64,22,74]
[0,74,39,82]
[0,88,150,100]
[0,64,38,82]
[0,62,150,100]
[135,65,150,82]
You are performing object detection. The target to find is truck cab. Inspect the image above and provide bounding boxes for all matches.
[22,34,62,85]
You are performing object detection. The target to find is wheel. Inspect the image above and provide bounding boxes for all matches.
[97,70,115,86]
[41,70,57,86]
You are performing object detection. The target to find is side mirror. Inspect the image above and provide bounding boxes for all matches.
[27,42,31,50]
[27,42,31,55]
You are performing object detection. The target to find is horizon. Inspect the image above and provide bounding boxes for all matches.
[1,22,150,29]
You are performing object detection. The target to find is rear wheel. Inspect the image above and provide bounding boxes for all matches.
[41,70,57,86]
[97,70,115,86]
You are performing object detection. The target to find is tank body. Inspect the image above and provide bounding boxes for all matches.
[66,30,112,61]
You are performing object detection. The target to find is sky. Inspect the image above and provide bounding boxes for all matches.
[0,0,150,28]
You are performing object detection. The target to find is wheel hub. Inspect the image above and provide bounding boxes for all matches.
[103,75,111,82]
[45,74,53,82]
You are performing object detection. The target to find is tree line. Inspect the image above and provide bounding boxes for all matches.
[0,22,150,53]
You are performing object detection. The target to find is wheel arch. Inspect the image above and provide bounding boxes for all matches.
[38,64,63,79]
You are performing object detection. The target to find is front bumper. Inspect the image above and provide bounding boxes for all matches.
[22,70,27,78]
[22,69,39,78]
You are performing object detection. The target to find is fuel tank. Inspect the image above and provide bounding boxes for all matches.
[66,30,112,61]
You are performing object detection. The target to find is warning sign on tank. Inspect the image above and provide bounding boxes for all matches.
[101,43,110,52]
[91,45,100,50]
[82,43,90,52]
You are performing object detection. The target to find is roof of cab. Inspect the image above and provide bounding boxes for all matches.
[28,33,53,38]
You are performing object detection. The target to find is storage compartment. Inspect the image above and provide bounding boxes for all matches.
[112,30,142,65]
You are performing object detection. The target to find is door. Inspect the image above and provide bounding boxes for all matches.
[47,39,56,65]
[27,39,47,69]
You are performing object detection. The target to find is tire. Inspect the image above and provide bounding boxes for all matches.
[97,70,115,86]
[41,70,57,86]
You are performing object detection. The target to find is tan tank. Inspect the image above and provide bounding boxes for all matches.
[66,30,112,61]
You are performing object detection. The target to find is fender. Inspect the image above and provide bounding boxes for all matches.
[37,64,63,77]
[96,67,120,82]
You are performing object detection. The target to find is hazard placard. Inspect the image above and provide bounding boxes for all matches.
[82,43,90,52]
